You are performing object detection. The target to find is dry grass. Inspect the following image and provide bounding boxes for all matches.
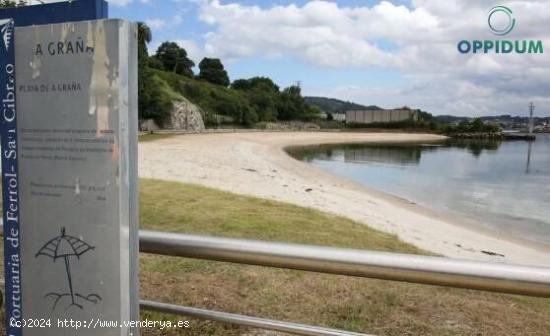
[138,179,550,336]
[139,133,175,142]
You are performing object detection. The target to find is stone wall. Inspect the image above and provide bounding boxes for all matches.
[259,121,321,130]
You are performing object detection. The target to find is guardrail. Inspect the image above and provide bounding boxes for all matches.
[2,227,550,335]
[139,230,550,298]
[139,231,550,335]
[141,301,370,336]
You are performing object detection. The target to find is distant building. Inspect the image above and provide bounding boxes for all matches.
[345,109,418,124]
[331,112,346,121]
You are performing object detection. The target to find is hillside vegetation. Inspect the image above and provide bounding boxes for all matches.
[137,23,474,133]
[137,24,321,127]
[305,96,382,114]
[135,22,505,135]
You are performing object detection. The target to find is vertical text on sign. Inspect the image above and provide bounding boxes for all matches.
[0,18,22,336]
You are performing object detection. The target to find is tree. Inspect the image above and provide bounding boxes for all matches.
[137,22,152,120]
[470,118,484,132]
[277,85,320,121]
[136,23,172,124]
[140,74,173,124]
[198,57,230,86]
[148,56,164,70]
[155,42,194,77]
[248,77,279,92]
[248,86,277,121]
[277,85,304,120]
[137,22,152,67]
[230,77,280,121]
[231,79,251,91]
[231,77,279,92]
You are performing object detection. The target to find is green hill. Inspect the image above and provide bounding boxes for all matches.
[304,96,382,114]
[155,70,253,126]
[138,33,323,127]
[143,69,322,127]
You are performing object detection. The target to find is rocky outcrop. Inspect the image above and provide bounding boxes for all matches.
[140,119,160,132]
[168,99,205,132]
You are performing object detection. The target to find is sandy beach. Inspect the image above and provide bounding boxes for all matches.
[139,132,550,266]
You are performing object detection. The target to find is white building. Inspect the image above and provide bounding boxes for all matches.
[346,109,418,124]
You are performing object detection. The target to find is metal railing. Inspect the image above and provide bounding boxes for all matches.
[141,301,370,336]
[138,230,550,335]
[2,226,550,335]
[140,230,550,298]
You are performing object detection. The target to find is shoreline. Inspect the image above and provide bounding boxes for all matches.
[284,141,550,255]
[139,132,550,267]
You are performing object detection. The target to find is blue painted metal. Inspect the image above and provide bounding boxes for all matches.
[0,0,108,27]
[0,18,21,336]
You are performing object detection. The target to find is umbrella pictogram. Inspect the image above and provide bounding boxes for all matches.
[35,227,102,310]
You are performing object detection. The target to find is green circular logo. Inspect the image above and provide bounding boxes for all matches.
[488,6,516,36]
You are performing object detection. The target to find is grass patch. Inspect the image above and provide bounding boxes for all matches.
[141,179,418,253]
[139,179,550,335]
[139,133,175,142]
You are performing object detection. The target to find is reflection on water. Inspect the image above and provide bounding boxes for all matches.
[344,145,423,165]
[294,140,504,166]
[526,141,533,174]
[445,139,502,157]
[289,135,550,246]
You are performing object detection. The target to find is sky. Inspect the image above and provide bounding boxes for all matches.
[37,1,550,117]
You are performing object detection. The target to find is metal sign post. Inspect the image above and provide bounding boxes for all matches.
[0,2,139,335]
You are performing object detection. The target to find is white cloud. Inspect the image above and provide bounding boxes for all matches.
[173,15,184,24]
[145,18,167,30]
[190,0,550,116]
[30,0,550,116]
[26,0,136,6]
[197,0,438,66]
[175,39,204,63]
[107,0,134,5]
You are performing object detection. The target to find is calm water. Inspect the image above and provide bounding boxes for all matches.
[288,134,550,246]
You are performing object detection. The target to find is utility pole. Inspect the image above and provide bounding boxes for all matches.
[528,102,535,134]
